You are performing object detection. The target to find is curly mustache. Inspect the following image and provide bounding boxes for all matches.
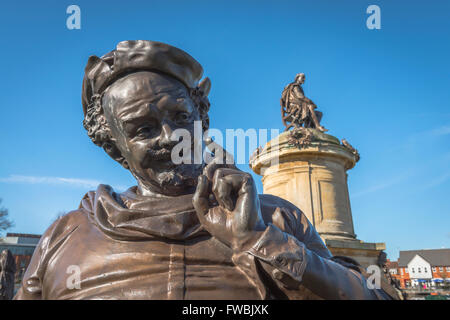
[144,147,173,162]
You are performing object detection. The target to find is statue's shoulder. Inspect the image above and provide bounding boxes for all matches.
[258,194,332,257]
[281,82,294,95]
[54,209,88,228]
[39,209,88,249]
[37,187,102,253]
[258,193,306,232]
[14,208,89,300]
[258,193,299,212]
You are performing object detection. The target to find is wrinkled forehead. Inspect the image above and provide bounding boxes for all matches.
[103,71,189,113]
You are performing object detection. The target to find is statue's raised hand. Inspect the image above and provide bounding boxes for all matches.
[192,142,266,252]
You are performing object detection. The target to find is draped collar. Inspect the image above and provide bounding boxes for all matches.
[80,184,206,241]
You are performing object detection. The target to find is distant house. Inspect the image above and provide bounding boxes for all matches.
[386,260,398,275]
[0,233,41,293]
[391,249,450,288]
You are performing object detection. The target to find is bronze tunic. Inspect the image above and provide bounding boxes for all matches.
[15,185,394,300]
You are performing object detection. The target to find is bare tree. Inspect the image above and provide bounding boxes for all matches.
[0,199,14,236]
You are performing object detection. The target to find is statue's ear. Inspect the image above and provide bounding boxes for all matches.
[102,141,129,169]
[198,77,211,97]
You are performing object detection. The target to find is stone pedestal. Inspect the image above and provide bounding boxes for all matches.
[325,239,386,269]
[250,129,385,268]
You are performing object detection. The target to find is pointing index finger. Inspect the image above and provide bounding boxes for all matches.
[203,138,236,180]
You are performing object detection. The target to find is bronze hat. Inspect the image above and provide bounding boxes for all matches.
[82,40,205,116]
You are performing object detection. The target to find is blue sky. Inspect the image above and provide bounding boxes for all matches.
[0,0,449,260]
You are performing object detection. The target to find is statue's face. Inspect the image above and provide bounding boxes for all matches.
[296,74,305,84]
[102,71,203,195]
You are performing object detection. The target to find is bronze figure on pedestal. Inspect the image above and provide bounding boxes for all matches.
[281,73,327,132]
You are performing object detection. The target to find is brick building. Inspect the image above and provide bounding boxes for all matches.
[388,249,450,289]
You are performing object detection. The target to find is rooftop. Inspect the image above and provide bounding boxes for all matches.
[386,260,398,269]
[399,249,450,267]
[6,233,41,239]
[0,233,41,245]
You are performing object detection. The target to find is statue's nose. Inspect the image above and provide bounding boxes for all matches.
[158,122,175,148]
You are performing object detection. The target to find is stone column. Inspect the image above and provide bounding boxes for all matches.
[250,128,385,268]
[250,129,357,240]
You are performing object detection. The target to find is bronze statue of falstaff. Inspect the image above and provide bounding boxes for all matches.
[15,41,394,300]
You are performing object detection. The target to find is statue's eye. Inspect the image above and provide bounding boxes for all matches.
[136,125,153,139]
[174,112,190,125]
